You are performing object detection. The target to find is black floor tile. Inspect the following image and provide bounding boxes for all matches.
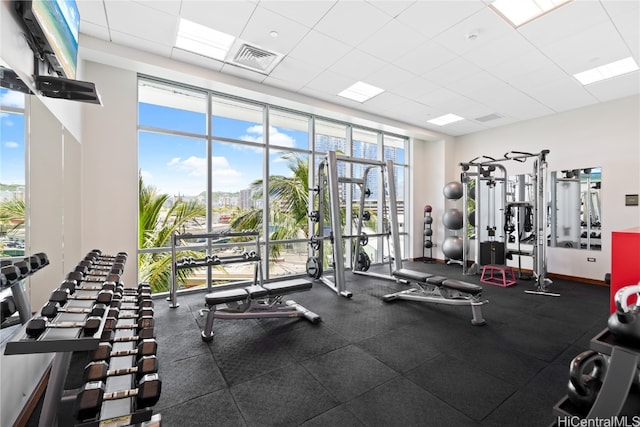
[155,352,226,411]
[406,354,517,421]
[160,389,246,426]
[275,323,350,361]
[231,364,338,427]
[301,404,365,427]
[346,376,477,427]
[302,344,398,402]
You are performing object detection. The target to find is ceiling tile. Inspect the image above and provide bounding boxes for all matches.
[518,1,610,48]
[258,1,337,28]
[433,7,512,56]
[221,63,268,82]
[78,1,109,27]
[328,49,386,80]
[462,31,537,70]
[79,22,110,41]
[111,30,173,57]
[391,77,441,100]
[609,7,640,60]
[267,56,322,87]
[313,1,392,47]
[304,70,354,95]
[599,0,639,19]
[396,1,485,39]
[262,75,306,93]
[170,48,224,72]
[524,77,598,112]
[179,1,257,37]
[288,30,351,68]
[105,1,179,46]
[484,50,567,91]
[365,65,416,92]
[540,19,631,75]
[395,40,457,76]
[360,91,408,111]
[422,57,484,87]
[134,0,181,16]
[367,1,415,18]
[584,72,640,102]
[358,19,429,63]
[241,6,310,55]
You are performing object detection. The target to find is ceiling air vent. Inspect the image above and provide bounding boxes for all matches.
[230,43,282,74]
[475,113,503,122]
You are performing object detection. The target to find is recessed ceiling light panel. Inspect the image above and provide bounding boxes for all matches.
[490,0,573,28]
[427,114,465,126]
[338,81,385,103]
[175,18,235,61]
[573,57,639,85]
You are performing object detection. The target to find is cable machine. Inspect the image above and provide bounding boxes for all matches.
[460,150,557,296]
[306,151,402,298]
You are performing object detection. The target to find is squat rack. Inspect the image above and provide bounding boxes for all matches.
[307,151,402,298]
[460,150,557,296]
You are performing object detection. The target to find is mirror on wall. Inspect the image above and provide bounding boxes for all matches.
[549,167,602,250]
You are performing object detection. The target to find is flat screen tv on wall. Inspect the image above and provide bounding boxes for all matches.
[16,0,80,80]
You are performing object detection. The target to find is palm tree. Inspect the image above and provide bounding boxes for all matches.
[231,153,310,257]
[0,198,25,231]
[138,175,206,292]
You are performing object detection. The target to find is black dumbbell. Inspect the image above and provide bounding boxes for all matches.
[101,327,155,343]
[110,297,154,309]
[1,265,22,285]
[67,270,106,284]
[75,373,161,421]
[103,315,154,332]
[26,316,102,338]
[107,306,154,320]
[83,355,158,383]
[41,302,108,319]
[49,288,114,305]
[13,260,31,277]
[91,338,158,362]
[111,292,152,307]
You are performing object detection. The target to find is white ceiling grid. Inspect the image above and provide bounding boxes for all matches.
[76,0,640,136]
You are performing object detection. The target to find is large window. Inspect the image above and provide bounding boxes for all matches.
[138,77,409,294]
[0,88,26,258]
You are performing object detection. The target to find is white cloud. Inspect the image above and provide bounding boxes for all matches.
[140,169,153,181]
[4,141,19,148]
[0,91,25,108]
[166,155,244,190]
[239,125,296,149]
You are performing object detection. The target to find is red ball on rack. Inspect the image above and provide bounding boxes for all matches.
[424,205,432,213]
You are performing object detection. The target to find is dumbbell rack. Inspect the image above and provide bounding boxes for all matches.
[169,230,262,308]
[1,253,50,327]
[423,208,434,263]
[4,251,161,427]
[551,328,640,422]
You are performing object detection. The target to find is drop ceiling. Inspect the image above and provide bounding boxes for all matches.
[77,0,640,136]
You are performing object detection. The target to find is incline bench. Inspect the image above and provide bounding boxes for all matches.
[200,278,321,341]
[383,268,487,325]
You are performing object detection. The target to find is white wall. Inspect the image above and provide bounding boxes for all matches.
[80,61,138,287]
[452,95,640,281]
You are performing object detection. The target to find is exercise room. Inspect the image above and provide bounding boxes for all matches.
[1,0,639,426]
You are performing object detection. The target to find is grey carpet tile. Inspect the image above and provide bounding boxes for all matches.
[155,328,210,363]
[231,364,338,427]
[301,344,399,403]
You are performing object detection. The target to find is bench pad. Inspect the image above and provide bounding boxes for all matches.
[205,288,248,305]
[245,285,269,299]
[263,279,312,296]
[393,268,433,283]
[426,276,447,286]
[442,279,483,296]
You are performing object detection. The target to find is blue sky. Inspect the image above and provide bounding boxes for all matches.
[139,102,307,196]
[0,89,26,186]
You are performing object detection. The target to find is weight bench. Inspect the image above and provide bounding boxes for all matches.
[200,278,321,341]
[383,268,487,325]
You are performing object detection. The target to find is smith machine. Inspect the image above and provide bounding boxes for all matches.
[460,150,558,297]
[305,151,402,298]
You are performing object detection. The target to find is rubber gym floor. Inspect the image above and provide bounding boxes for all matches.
[29,261,610,427]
